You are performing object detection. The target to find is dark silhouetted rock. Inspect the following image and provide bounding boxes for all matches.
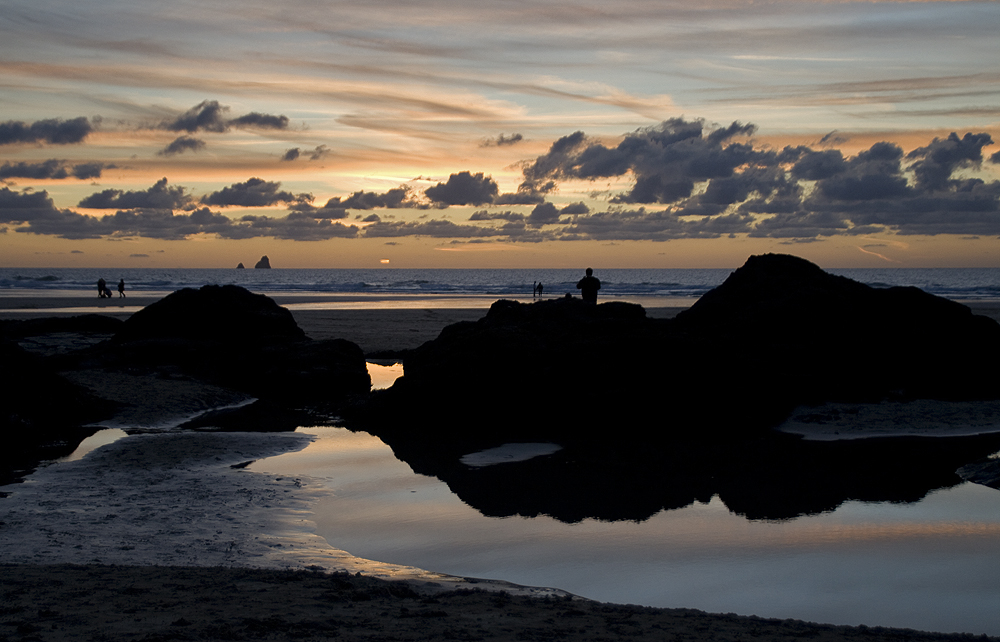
[254,255,271,269]
[237,262,245,269]
[673,253,1000,402]
[354,254,1000,447]
[113,284,304,344]
[106,285,369,405]
[1,339,107,486]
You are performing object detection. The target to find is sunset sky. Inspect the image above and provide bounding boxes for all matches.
[2,0,998,269]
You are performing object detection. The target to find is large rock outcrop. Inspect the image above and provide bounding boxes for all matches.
[0,340,109,485]
[346,253,1000,522]
[356,254,1000,446]
[673,253,999,402]
[113,284,304,344]
[106,284,369,404]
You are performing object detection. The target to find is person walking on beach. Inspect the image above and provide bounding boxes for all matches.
[576,268,600,304]
[97,278,107,298]
[536,282,543,298]
[118,279,126,298]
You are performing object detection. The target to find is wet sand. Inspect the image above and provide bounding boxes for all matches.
[2,294,999,640]
[2,564,988,642]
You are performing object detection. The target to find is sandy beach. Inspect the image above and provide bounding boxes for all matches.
[2,292,1000,641]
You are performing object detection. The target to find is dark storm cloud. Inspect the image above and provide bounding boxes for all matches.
[0,160,70,180]
[744,135,1000,238]
[526,201,590,227]
[162,101,289,134]
[784,148,848,180]
[0,117,92,145]
[325,187,416,209]
[424,171,499,206]
[282,145,331,161]
[556,208,755,241]
[748,210,865,239]
[158,136,206,156]
[906,132,993,192]
[71,162,110,179]
[218,212,360,241]
[469,210,525,222]
[289,201,350,219]
[228,112,289,130]
[9,195,360,241]
[506,121,1000,241]
[79,178,191,210]
[201,178,310,207]
[528,202,560,226]
[481,133,524,147]
[0,160,111,180]
[494,189,546,205]
[0,188,63,222]
[308,145,331,160]
[363,218,503,239]
[519,118,761,205]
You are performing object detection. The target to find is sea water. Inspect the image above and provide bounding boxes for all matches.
[2,267,999,303]
[252,425,1000,636]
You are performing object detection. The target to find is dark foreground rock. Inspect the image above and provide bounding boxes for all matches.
[0,340,108,486]
[356,253,999,447]
[0,316,125,485]
[103,284,369,405]
[113,283,304,344]
[2,286,369,485]
[673,253,1000,401]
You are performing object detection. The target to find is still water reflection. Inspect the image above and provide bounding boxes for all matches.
[252,426,1000,635]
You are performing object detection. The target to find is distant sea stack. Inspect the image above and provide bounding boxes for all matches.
[254,256,271,269]
[236,262,245,269]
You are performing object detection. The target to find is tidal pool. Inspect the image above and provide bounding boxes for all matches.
[252,426,1000,636]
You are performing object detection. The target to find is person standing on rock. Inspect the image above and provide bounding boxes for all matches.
[576,268,600,304]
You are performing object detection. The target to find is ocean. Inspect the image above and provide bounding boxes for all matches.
[2,267,999,302]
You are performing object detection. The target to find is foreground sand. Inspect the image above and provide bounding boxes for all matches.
[2,564,990,642]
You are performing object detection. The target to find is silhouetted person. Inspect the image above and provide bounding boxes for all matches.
[536,282,543,298]
[97,278,107,298]
[118,279,126,297]
[576,267,600,304]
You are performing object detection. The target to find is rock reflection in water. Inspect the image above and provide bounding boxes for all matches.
[254,426,1000,635]
[370,421,1000,522]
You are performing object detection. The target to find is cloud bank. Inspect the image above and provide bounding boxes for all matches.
[2,119,997,243]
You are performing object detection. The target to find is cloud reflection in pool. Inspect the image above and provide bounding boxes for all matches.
[252,426,1000,636]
